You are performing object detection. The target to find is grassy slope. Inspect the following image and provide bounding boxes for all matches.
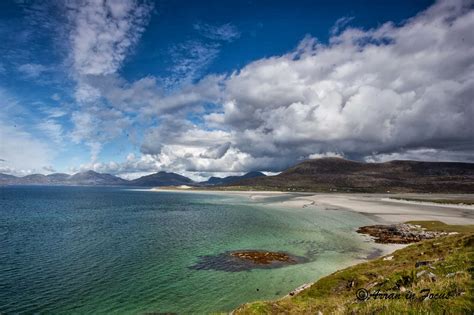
[234,226,474,314]
[390,197,474,206]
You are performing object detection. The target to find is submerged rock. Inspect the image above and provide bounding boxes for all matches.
[189,250,308,272]
[230,251,296,264]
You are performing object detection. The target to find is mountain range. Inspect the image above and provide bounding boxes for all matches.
[225,157,474,193]
[0,170,265,187]
[1,158,473,192]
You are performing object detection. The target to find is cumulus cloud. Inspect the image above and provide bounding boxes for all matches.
[7,0,471,177]
[92,0,473,178]
[204,0,474,168]
[200,142,231,159]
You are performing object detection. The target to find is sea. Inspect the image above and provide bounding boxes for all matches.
[0,186,380,313]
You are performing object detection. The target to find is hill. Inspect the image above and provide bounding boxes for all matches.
[129,171,194,187]
[226,158,474,193]
[67,170,129,186]
[201,171,266,186]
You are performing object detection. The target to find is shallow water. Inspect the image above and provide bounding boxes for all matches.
[0,186,379,313]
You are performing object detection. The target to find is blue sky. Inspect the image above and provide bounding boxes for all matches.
[1,0,473,179]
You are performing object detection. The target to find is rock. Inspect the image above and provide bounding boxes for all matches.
[287,283,311,297]
[366,282,378,289]
[230,251,296,264]
[417,270,437,281]
[427,272,437,281]
[415,261,431,268]
[383,255,394,261]
[357,224,444,244]
[446,271,463,278]
[417,270,427,277]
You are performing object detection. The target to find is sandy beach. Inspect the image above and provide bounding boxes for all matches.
[152,188,474,225]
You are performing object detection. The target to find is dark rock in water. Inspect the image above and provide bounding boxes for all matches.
[230,250,295,264]
[189,250,308,272]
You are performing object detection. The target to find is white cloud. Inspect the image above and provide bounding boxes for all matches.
[18,63,48,78]
[309,152,344,159]
[365,148,474,163]
[205,0,474,166]
[330,16,354,35]
[67,0,153,76]
[10,0,470,177]
[37,119,64,144]
[0,120,54,176]
[90,0,473,177]
[167,40,220,86]
[200,142,231,159]
[70,107,131,161]
[193,22,240,42]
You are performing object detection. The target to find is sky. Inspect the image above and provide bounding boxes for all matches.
[0,0,473,180]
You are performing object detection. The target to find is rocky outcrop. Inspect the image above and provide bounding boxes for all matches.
[357,224,457,244]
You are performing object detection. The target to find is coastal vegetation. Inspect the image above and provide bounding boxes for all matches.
[235,223,474,314]
[389,197,474,206]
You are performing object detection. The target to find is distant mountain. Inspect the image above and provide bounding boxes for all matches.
[201,171,266,186]
[0,173,19,185]
[0,171,128,186]
[226,157,474,193]
[129,171,194,187]
[46,173,71,183]
[68,170,128,186]
[0,170,193,187]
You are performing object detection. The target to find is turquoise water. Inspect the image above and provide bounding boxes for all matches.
[0,186,379,314]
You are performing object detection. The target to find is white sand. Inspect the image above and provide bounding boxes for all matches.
[151,188,474,225]
[298,194,474,225]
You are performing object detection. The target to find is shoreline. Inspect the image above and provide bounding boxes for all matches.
[151,189,474,302]
[150,188,474,225]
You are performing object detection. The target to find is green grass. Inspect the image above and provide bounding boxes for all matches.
[234,226,474,314]
[389,197,474,205]
[405,221,474,233]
